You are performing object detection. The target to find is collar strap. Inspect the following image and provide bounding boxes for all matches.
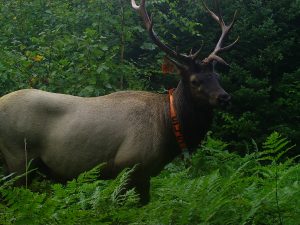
[168,89,187,151]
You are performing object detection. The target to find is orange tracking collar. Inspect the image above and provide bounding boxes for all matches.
[168,89,187,151]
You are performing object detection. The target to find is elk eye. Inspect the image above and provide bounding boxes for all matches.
[191,79,202,87]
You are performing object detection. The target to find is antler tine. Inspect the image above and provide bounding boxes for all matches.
[132,0,203,64]
[202,0,221,26]
[202,0,239,66]
[219,36,239,52]
[228,10,238,30]
[131,0,151,30]
[131,0,143,9]
[215,0,224,25]
[190,48,194,55]
[191,41,204,60]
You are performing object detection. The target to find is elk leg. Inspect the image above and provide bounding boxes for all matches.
[128,176,150,205]
[0,145,38,186]
[5,158,27,186]
[0,152,8,175]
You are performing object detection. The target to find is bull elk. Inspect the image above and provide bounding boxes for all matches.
[0,0,238,204]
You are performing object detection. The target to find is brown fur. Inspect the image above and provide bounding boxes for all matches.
[0,89,178,203]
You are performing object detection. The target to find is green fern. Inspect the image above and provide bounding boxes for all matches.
[0,133,299,225]
[258,131,295,162]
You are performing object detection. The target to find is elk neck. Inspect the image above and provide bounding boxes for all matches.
[171,80,214,150]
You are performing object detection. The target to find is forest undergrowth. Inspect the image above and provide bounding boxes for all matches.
[0,132,299,225]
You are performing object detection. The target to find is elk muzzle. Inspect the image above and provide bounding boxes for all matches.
[207,89,231,108]
[216,92,231,107]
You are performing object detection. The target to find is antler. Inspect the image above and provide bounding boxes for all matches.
[202,0,239,66]
[131,0,202,63]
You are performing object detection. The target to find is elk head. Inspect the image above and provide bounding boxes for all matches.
[132,0,238,108]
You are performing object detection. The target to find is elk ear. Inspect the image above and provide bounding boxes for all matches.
[162,56,188,74]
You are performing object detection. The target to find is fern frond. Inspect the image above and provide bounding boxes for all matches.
[258,132,295,162]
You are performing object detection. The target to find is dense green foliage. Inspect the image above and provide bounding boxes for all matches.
[0,0,299,151]
[0,133,299,224]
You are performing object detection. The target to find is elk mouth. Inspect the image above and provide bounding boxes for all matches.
[217,93,231,108]
[209,93,231,108]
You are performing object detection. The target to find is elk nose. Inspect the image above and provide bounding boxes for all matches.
[217,93,231,106]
